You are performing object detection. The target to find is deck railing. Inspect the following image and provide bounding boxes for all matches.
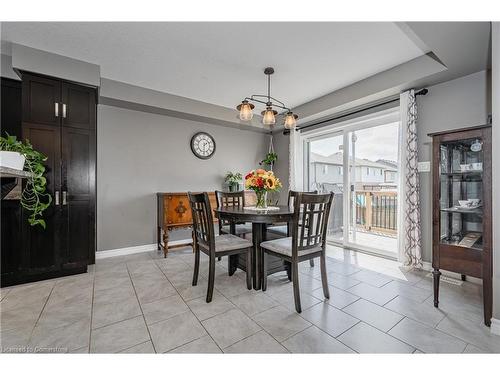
[354,190,398,235]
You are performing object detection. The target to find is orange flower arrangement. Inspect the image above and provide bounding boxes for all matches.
[245,169,282,208]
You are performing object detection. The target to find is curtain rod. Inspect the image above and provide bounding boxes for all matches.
[284,88,428,134]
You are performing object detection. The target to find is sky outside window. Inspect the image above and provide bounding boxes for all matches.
[310,122,399,162]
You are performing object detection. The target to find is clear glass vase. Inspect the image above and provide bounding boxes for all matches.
[255,190,268,209]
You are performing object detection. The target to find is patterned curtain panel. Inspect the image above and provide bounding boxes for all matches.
[400,89,423,268]
[288,129,301,191]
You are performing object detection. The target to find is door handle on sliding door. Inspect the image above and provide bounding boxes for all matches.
[62,191,68,206]
[55,102,59,117]
[55,191,60,205]
[62,104,67,118]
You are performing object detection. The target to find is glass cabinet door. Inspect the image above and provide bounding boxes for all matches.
[439,137,484,250]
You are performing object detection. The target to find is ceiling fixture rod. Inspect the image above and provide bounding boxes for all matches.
[236,67,298,129]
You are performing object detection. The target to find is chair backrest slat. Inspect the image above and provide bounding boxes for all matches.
[290,191,334,257]
[188,192,215,253]
[215,191,245,230]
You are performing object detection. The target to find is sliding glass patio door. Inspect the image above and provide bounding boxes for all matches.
[306,132,345,244]
[305,113,401,259]
[346,122,400,258]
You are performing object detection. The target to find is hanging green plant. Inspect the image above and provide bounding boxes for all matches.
[259,151,278,166]
[0,134,52,228]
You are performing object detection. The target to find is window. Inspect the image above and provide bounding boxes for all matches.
[380,169,383,176]
[338,166,343,175]
[322,165,328,174]
[366,167,370,175]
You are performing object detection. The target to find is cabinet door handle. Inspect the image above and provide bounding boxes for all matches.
[55,191,60,206]
[62,104,67,118]
[62,191,68,206]
[55,102,59,117]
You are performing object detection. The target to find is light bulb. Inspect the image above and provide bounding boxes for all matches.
[262,107,276,125]
[237,100,254,121]
[284,112,298,129]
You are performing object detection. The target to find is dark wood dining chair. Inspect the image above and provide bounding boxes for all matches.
[215,190,253,262]
[267,190,318,267]
[188,192,253,303]
[215,191,252,237]
[261,191,334,313]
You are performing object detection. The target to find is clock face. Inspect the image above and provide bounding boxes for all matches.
[190,132,216,159]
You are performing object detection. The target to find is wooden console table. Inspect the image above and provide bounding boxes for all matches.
[156,192,218,257]
[156,191,257,258]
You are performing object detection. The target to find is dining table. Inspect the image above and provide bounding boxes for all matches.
[214,205,294,290]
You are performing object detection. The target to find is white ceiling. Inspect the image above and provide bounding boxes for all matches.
[1,22,427,110]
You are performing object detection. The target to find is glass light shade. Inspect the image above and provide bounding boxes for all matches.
[238,102,254,121]
[284,112,298,129]
[262,107,276,125]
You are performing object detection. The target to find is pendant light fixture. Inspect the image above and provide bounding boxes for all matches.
[236,100,255,121]
[236,67,298,129]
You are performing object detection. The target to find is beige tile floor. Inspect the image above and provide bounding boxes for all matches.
[1,245,499,353]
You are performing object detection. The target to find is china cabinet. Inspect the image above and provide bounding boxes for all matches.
[429,124,492,326]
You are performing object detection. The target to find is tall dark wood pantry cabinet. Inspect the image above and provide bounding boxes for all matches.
[1,72,96,286]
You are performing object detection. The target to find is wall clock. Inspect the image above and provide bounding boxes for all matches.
[190,132,216,159]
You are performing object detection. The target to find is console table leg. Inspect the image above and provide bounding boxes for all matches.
[432,269,441,307]
[157,227,162,251]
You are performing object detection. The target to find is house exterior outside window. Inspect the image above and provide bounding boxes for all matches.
[308,152,398,191]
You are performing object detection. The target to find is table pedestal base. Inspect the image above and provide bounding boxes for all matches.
[228,222,289,290]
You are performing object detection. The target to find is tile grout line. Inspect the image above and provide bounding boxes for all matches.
[162,251,294,352]
[0,288,12,302]
[433,317,489,352]
[385,315,469,353]
[126,263,159,354]
[154,257,225,353]
[117,339,152,353]
[26,282,57,348]
[87,272,96,353]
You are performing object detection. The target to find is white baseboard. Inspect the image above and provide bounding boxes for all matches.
[491,318,500,336]
[96,239,192,260]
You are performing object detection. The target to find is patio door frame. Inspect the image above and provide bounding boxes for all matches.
[300,107,403,261]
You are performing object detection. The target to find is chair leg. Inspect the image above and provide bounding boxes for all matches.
[286,261,292,281]
[246,248,252,290]
[309,259,315,267]
[262,252,268,291]
[292,261,302,313]
[207,255,216,303]
[192,247,200,286]
[320,253,330,299]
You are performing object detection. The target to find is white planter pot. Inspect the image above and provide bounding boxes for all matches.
[0,151,26,170]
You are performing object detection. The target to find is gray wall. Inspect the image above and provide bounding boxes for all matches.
[97,105,267,251]
[417,70,489,262]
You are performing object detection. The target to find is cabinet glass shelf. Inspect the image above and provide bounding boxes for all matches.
[438,137,484,249]
[440,207,482,215]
